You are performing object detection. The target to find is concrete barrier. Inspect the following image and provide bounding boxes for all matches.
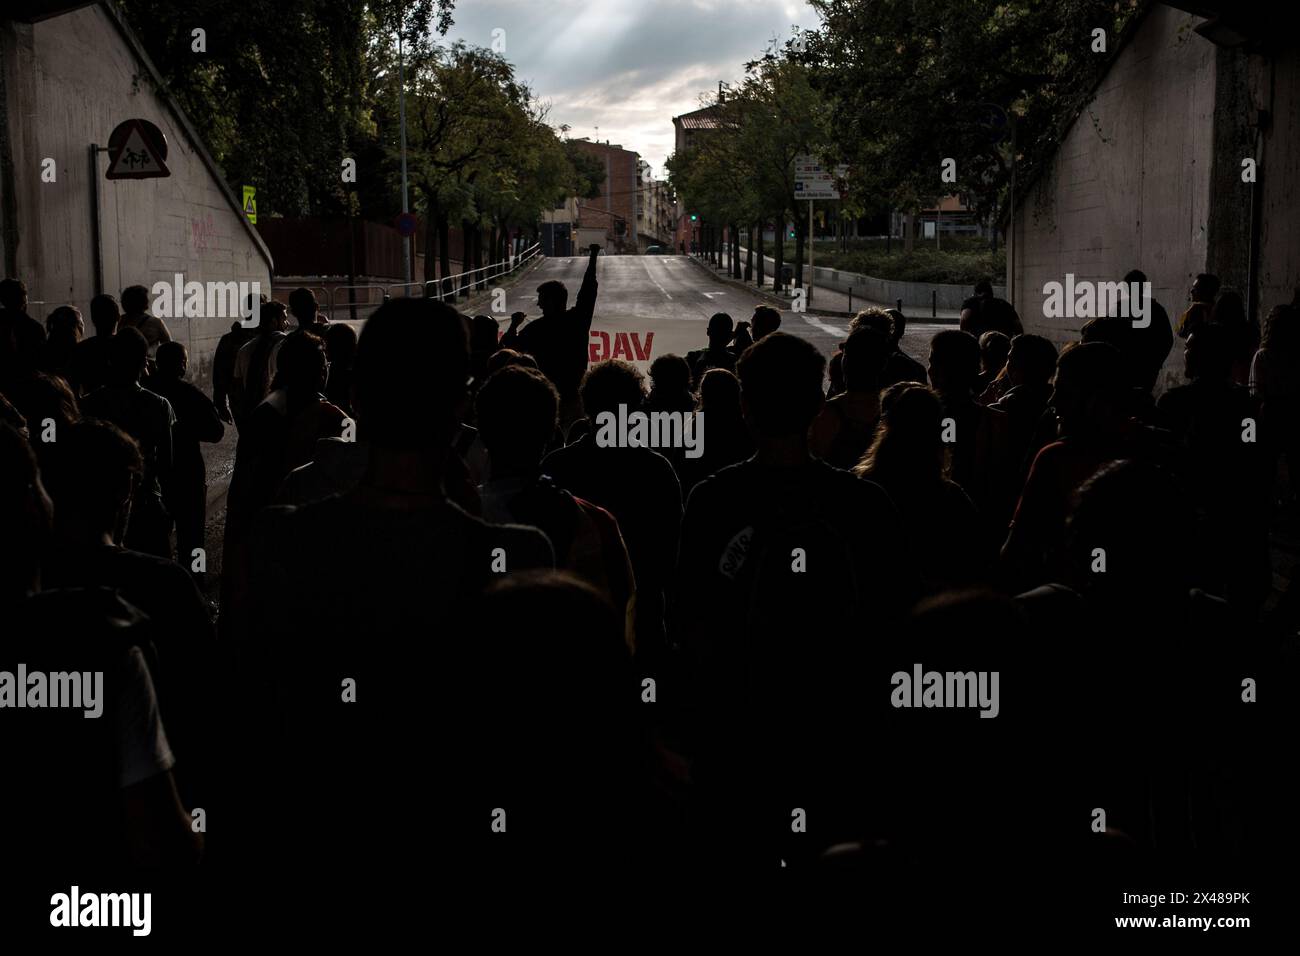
[742,248,1004,312]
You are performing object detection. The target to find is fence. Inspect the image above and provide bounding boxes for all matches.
[276,243,542,324]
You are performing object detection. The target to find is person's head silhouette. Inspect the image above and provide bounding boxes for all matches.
[736,331,824,441]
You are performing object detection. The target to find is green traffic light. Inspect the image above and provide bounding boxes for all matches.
[690,214,697,221]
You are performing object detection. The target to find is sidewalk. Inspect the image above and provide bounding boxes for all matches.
[694,248,964,321]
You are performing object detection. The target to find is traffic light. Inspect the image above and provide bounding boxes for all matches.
[788,228,796,238]
[690,213,698,222]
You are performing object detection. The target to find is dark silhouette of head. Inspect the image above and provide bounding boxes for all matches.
[1006,334,1058,388]
[1182,323,1233,382]
[3,373,78,454]
[120,285,151,316]
[732,322,754,354]
[886,308,908,346]
[353,297,469,450]
[272,331,327,396]
[537,280,568,316]
[1210,288,1246,326]
[485,348,539,378]
[978,330,1011,373]
[736,331,824,438]
[707,312,733,349]
[43,418,142,542]
[1123,269,1148,286]
[0,277,29,312]
[1050,341,1126,439]
[469,315,500,378]
[851,307,894,342]
[1066,459,1190,598]
[856,382,946,482]
[648,354,692,405]
[45,306,83,343]
[1262,303,1300,353]
[89,294,120,338]
[258,301,288,336]
[973,279,994,298]
[476,365,558,475]
[155,341,188,380]
[0,422,52,599]
[324,322,358,369]
[841,325,892,392]
[580,360,645,423]
[927,330,981,399]
[288,287,319,326]
[1190,273,1220,304]
[699,367,742,415]
[107,328,148,386]
[751,305,781,340]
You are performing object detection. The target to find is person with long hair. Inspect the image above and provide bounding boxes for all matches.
[855,382,987,594]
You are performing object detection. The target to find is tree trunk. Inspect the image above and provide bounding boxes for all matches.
[438,211,452,297]
[904,210,915,253]
[756,221,764,286]
[473,223,485,290]
[731,223,741,278]
[745,224,754,281]
[773,215,784,293]
[424,194,438,284]
[459,219,473,298]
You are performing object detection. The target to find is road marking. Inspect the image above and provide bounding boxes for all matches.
[642,259,673,300]
[801,314,848,337]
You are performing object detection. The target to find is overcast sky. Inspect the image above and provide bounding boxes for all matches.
[435,0,821,176]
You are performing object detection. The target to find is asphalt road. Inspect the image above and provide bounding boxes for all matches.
[500,254,953,371]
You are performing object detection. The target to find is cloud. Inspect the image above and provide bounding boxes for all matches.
[435,0,819,169]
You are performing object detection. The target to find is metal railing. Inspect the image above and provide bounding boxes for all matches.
[319,243,542,323]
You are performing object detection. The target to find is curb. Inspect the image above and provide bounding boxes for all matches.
[684,254,858,319]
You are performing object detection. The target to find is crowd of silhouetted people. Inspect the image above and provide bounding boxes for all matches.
[0,258,1291,908]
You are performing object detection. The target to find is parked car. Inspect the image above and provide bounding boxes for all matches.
[645,245,666,255]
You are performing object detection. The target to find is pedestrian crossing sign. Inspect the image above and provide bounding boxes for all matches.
[242,186,257,224]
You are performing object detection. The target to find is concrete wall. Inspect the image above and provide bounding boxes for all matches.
[0,3,272,392]
[743,248,1005,310]
[1253,45,1300,317]
[1009,5,1217,395]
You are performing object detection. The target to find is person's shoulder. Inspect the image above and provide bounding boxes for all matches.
[1027,440,1067,471]
[459,501,556,565]
[685,458,750,504]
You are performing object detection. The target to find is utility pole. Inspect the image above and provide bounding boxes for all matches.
[808,199,814,306]
[398,21,411,283]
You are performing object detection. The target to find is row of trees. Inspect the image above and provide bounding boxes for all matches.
[668,0,1139,289]
[120,0,603,280]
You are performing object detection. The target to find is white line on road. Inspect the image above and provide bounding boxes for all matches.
[642,259,673,300]
[800,314,848,337]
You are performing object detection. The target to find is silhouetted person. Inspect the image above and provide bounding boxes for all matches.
[323,321,358,418]
[468,313,502,403]
[680,367,753,495]
[855,382,986,594]
[686,313,737,386]
[81,327,175,557]
[1157,322,1268,611]
[2,371,79,474]
[41,419,217,808]
[675,332,914,864]
[67,293,121,396]
[230,300,289,428]
[989,334,1059,481]
[976,330,1010,398]
[248,297,552,871]
[213,297,263,423]
[543,359,682,671]
[476,365,634,630]
[729,320,754,359]
[1122,269,1173,390]
[222,331,345,638]
[118,283,171,361]
[149,341,225,579]
[1176,272,1219,339]
[288,286,329,336]
[751,305,781,340]
[500,242,600,427]
[0,275,46,387]
[38,305,83,381]
[1250,304,1300,505]
[809,324,890,469]
[1209,287,1259,386]
[1001,342,1157,590]
[0,422,201,868]
[927,329,1011,531]
[960,279,1022,338]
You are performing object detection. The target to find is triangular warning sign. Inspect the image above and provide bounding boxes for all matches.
[106,121,170,179]
[244,194,255,214]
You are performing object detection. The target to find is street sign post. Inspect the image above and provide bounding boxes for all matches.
[105,118,169,179]
[794,156,847,305]
[396,211,418,237]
